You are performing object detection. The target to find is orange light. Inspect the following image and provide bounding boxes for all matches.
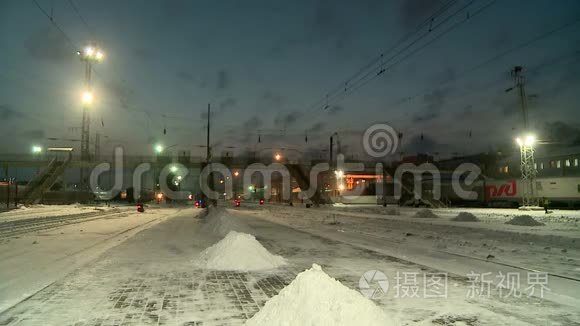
[156,193,163,199]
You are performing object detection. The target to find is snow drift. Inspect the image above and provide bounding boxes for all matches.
[452,212,479,222]
[505,215,545,226]
[413,209,439,218]
[246,264,394,326]
[195,231,286,271]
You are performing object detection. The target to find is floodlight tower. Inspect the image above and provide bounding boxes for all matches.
[509,66,538,208]
[77,45,104,187]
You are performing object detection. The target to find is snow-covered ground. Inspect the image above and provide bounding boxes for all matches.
[0,204,579,325]
[0,206,184,314]
[0,204,132,222]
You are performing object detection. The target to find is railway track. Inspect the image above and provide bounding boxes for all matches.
[0,209,127,238]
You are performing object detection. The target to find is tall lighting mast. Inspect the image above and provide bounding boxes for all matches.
[77,45,104,187]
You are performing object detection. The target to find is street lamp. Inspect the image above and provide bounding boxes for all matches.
[81,91,94,105]
[31,145,42,154]
[154,144,164,154]
[78,46,105,62]
[274,153,282,161]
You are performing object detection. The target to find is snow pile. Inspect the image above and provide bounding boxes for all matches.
[196,231,286,271]
[413,209,439,219]
[451,212,479,222]
[201,210,252,236]
[505,215,545,226]
[246,264,394,326]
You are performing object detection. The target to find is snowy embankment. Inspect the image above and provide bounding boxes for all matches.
[0,207,182,313]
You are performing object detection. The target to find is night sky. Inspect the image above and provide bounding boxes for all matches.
[1,0,580,159]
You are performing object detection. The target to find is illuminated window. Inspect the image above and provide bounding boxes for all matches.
[557,160,562,168]
[534,163,537,170]
[565,159,571,167]
[575,158,579,167]
[540,162,544,170]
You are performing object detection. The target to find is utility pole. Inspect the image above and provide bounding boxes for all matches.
[206,103,211,162]
[206,103,215,206]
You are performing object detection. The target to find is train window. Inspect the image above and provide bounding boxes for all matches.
[565,159,571,167]
[556,160,562,168]
[575,158,579,167]
[540,162,544,169]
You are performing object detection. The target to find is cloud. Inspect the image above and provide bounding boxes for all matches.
[307,122,326,133]
[217,69,230,90]
[0,104,26,121]
[542,121,580,145]
[274,111,302,128]
[243,115,263,130]
[261,90,286,108]
[404,133,439,154]
[20,129,45,140]
[412,88,450,122]
[105,80,135,110]
[327,105,344,115]
[219,97,237,112]
[25,26,71,63]
[399,0,443,28]
[176,70,208,89]
[271,0,351,53]
[432,67,456,84]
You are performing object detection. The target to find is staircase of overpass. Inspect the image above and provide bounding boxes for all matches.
[20,157,71,205]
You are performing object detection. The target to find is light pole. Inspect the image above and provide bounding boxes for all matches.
[516,134,538,208]
[77,45,104,187]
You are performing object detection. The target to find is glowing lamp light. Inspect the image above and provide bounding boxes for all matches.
[84,46,95,57]
[31,145,42,154]
[525,135,536,146]
[156,193,163,199]
[95,51,104,61]
[515,134,536,147]
[274,153,282,161]
[335,170,344,178]
[170,166,178,173]
[234,171,240,177]
[338,184,345,191]
[154,144,164,153]
[81,91,94,105]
